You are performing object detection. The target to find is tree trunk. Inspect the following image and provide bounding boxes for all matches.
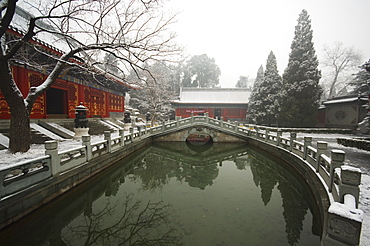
[9,105,31,153]
[0,60,31,153]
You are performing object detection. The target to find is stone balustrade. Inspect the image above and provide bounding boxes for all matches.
[0,115,364,245]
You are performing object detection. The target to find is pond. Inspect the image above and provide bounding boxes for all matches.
[0,142,322,246]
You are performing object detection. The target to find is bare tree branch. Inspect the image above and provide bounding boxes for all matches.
[322,42,363,98]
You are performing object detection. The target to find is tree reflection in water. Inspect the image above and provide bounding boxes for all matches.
[0,142,320,246]
[248,147,318,245]
[130,143,320,245]
[63,193,183,246]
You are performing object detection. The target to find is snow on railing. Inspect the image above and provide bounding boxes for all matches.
[0,115,363,245]
[0,155,51,198]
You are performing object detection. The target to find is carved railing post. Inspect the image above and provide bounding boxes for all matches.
[220,117,224,127]
[129,127,134,142]
[339,165,361,206]
[289,132,297,152]
[276,129,282,146]
[325,201,363,246]
[255,126,259,138]
[303,136,312,160]
[265,129,269,142]
[162,121,166,131]
[329,150,345,192]
[205,112,209,123]
[104,131,112,153]
[45,140,60,176]
[82,135,92,161]
[119,129,125,147]
[316,141,328,172]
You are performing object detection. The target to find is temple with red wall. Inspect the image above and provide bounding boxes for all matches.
[0,27,129,120]
[171,88,251,122]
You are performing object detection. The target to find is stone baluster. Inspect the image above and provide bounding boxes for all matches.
[289,132,297,152]
[104,131,112,153]
[129,127,134,142]
[119,129,125,147]
[326,196,363,246]
[205,112,209,123]
[303,136,312,160]
[265,129,269,142]
[316,141,327,172]
[162,120,166,131]
[255,126,259,138]
[45,140,60,176]
[339,165,361,206]
[276,129,282,146]
[82,135,92,161]
[220,117,224,127]
[329,149,345,192]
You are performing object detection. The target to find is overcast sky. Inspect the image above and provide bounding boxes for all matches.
[167,0,370,88]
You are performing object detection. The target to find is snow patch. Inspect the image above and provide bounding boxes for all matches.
[329,202,364,223]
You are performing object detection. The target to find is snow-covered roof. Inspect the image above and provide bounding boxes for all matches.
[8,5,130,88]
[323,96,368,105]
[172,88,251,105]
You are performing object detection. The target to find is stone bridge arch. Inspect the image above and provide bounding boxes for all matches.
[153,125,247,143]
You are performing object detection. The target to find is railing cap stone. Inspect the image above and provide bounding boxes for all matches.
[45,140,58,150]
[331,149,345,162]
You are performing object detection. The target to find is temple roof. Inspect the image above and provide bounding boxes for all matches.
[172,88,251,105]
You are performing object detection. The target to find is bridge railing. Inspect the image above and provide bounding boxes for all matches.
[0,128,149,199]
[0,155,51,198]
[0,115,363,245]
[243,123,363,245]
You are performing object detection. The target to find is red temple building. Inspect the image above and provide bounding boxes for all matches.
[171,88,251,122]
[0,9,130,120]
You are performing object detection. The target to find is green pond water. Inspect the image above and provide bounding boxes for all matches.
[0,142,322,246]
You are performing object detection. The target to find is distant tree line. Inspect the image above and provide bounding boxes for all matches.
[129,9,368,129]
[247,9,368,128]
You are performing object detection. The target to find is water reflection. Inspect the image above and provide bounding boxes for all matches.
[0,142,321,246]
[64,194,182,246]
[248,147,319,245]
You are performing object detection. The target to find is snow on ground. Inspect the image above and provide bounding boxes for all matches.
[0,132,120,167]
[0,132,369,245]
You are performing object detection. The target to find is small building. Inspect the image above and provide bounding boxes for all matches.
[171,88,251,122]
[320,95,368,129]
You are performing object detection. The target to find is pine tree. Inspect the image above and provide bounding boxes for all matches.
[279,10,322,127]
[247,65,264,123]
[255,51,282,125]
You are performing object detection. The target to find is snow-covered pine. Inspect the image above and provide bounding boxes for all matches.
[247,65,264,123]
[279,9,322,128]
[255,51,281,126]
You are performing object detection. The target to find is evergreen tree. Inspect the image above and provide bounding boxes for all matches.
[247,65,264,123]
[279,10,322,127]
[255,51,282,125]
[348,63,370,95]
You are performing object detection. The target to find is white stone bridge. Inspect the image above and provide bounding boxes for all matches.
[0,114,364,245]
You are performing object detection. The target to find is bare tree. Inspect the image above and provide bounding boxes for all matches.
[129,62,176,125]
[64,194,183,245]
[322,42,362,98]
[0,0,180,153]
